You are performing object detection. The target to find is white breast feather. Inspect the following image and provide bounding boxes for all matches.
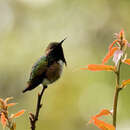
[58,60,64,75]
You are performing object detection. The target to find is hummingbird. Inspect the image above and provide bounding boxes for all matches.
[22,38,67,93]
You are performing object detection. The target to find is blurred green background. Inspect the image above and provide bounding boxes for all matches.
[0,0,130,130]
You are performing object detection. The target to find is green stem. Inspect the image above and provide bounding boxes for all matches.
[113,61,122,127]
[113,85,120,127]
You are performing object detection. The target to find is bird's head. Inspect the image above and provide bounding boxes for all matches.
[45,38,67,65]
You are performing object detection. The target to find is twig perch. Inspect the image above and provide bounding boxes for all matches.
[29,85,47,130]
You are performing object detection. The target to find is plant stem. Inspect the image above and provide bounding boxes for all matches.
[113,61,122,127]
[29,85,47,130]
[113,86,120,127]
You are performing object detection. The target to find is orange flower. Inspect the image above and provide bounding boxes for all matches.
[95,109,112,118]
[85,30,129,130]
[89,109,115,130]
[0,97,15,110]
[102,47,119,64]
[90,117,115,130]
[0,97,25,129]
[119,29,125,40]
[121,79,130,88]
[10,110,25,119]
[0,113,7,128]
[7,103,17,107]
[123,59,130,65]
[82,64,115,71]
[109,40,119,51]
[82,30,129,71]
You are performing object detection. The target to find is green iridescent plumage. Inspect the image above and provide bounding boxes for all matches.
[29,56,48,82]
[22,56,49,93]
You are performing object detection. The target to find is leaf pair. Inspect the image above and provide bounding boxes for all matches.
[89,109,115,130]
[0,97,25,129]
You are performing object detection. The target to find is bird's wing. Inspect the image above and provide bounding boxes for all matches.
[29,56,48,82]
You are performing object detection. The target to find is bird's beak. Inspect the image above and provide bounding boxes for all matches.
[59,37,67,46]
